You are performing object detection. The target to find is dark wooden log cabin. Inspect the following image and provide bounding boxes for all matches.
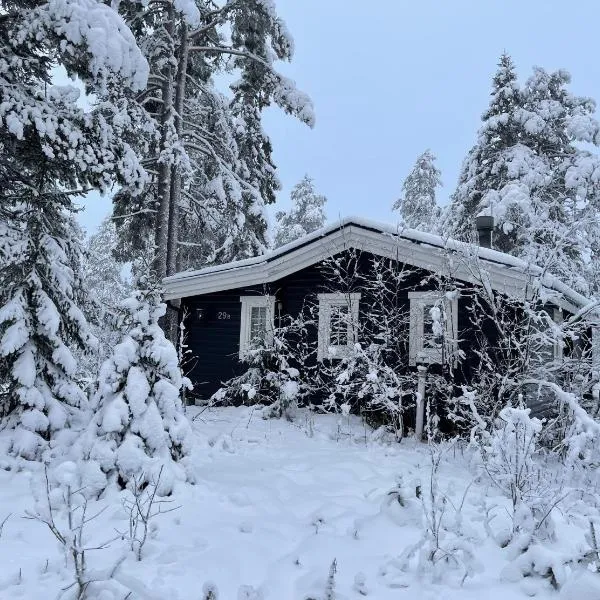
[163,217,596,411]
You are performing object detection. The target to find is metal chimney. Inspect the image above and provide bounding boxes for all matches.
[476,215,494,249]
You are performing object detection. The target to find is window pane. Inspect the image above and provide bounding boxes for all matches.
[330,305,348,346]
[423,305,443,349]
[250,306,268,343]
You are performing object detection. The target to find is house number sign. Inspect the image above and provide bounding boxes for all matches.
[217,311,231,320]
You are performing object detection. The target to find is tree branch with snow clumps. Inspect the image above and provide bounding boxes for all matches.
[16,0,149,91]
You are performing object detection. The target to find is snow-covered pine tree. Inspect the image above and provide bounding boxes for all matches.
[446,52,523,247]
[85,269,193,494]
[0,193,93,459]
[274,175,327,247]
[0,0,149,459]
[447,54,600,294]
[393,150,441,232]
[112,0,314,276]
[177,76,268,268]
[80,217,132,377]
[512,67,600,293]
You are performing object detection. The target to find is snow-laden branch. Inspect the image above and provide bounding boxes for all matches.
[19,0,150,91]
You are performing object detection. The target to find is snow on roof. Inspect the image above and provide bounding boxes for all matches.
[163,216,594,311]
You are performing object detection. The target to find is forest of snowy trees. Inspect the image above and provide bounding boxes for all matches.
[2,1,600,598]
[0,0,317,459]
[399,53,600,298]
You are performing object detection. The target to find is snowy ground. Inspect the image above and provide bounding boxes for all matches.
[0,407,597,599]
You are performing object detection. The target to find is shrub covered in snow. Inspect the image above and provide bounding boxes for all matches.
[479,400,572,553]
[394,443,483,585]
[212,308,316,421]
[82,280,193,494]
[26,461,128,599]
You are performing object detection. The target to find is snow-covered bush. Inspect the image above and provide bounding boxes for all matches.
[450,247,597,440]
[118,466,180,561]
[316,252,414,432]
[530,380,600,470]
[317,251,458,438]
[82,278,193,494]
[25,462,127,599]
[480,402,565,546]
[482,403,542,510]
[214,345,301,421]
[393,443,482,585]
[202,582,219,600]
[212,308,316,421]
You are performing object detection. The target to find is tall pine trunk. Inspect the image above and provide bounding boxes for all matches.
[167,20,189,278]
[155,6,175,281]
[162,19,190,342]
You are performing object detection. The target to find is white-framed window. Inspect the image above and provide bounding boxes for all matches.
[408,291,458,366]
[239,295,276,358]
[317,293,361,361]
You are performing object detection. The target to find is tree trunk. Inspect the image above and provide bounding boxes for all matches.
[160,19,191,342]
[167,21,189,279]
[154,6,175,281]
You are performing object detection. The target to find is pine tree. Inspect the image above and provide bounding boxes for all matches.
[84,273,193,494]
[447,53,523,247]
[0,195,94,459]
[393,150,441,231]
[112,0,315,276]
[512,67,600,291]
[447,54,600,294]
[274,175,327,247]
[0,0,148,458]
[80,217,132,377]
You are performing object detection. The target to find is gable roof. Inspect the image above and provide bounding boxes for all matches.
[163,216,593,314]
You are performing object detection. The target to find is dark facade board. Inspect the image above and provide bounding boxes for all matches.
[181,250,501,401]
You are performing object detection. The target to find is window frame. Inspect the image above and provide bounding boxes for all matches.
[317,292,361,361]
[552,307,564,362]
[593,326,600,377]
[239,295,276,358]
[408,291,458,366]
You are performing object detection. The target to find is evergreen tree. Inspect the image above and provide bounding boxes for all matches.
[112,0,315,277]
[0,195,93,459]
[448,54,600,294]
[274,175,327,247]
[80,217,132,377]
[447,52,523,247]
[84,273,194,494]
[0,0,148,458]
[512,67,600,292]
[393,150,441,231]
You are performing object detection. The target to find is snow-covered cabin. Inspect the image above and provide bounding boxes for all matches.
[163,217,596,409]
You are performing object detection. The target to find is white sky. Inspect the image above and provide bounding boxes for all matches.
[77,0,600,234]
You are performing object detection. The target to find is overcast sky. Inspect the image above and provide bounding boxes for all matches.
[78,0,600,234]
